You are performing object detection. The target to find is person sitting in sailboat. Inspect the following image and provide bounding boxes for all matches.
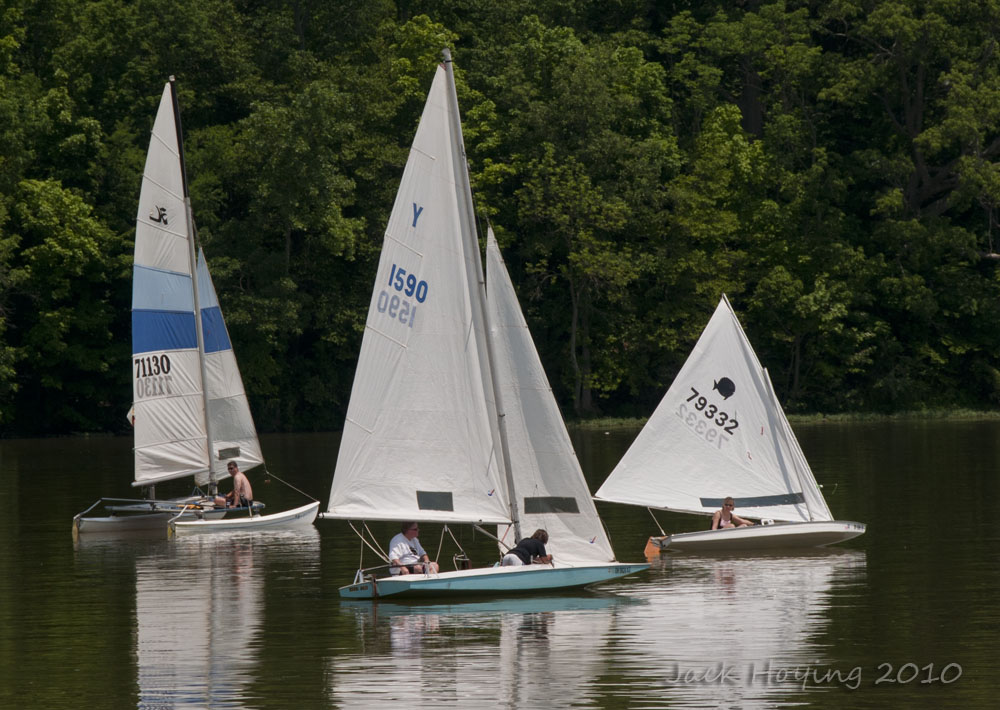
[501,529,554,566]
[388,522,439,575]
[214,461,253,508]
[711,497,754,530]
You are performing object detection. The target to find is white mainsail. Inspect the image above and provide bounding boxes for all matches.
[131,80,261,488]
[325,63,511,525]
[595,295,832,523]
[486,229,616,564]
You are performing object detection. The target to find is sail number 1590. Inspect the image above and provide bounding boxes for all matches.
[377,263,429,329]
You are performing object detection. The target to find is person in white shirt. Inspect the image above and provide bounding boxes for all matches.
[388,522,439,575]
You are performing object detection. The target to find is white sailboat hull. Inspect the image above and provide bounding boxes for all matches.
[340,563,649,599]
[650,520,867,553]
[73,497,230,535]
[169,502,320,535]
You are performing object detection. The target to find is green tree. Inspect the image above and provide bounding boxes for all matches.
[818,0,1000,408]
[6,179,124,432]
[475,18,678,415]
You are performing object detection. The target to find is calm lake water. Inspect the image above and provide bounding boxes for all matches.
[1,421,998,709]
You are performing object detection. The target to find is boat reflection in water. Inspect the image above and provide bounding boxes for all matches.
[133,529,319,709]
[332,594,642,708]
[330,550,865,709]
[610,549,869,708]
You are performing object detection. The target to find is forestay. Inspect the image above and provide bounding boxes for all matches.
[325,65,511,525]
[595,295,831,523]
[131,81,261,488]
[486,229,616,565]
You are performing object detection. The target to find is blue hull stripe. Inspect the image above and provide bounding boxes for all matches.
[201,306,232,353]
[132,265,194,312]
[132,310,197,354]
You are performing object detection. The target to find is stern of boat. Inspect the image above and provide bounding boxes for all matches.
[644,536,667,556]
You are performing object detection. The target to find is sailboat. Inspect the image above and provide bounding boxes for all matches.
[594,295,866,552]
[318,50,647,598]
[73,78,318,536]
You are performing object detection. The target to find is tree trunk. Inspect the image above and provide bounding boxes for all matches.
[568,276,582,417]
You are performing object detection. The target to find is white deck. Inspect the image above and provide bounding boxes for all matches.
[168,501,319,535]
[651,520,867,553]
[340,562,649,599]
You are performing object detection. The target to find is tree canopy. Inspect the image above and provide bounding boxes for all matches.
[3,0,1000,435]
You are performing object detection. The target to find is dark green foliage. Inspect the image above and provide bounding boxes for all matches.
[3,0,1000,434]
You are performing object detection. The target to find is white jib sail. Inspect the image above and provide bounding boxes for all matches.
[486,229,617,564]
[131,82,210,487]
[595,295,832,523]
[196,249,264,481]
[325,64,511,524]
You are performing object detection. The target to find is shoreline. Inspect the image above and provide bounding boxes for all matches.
[570,408,1000,430]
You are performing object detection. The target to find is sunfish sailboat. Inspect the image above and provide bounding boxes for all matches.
[318,50,647,598]
[594,295,865,552]
[73,78,318,536]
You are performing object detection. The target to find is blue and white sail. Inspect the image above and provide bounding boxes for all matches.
[131,81,261,488]
[196,249,264,483]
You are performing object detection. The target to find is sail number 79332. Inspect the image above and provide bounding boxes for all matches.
[676,387,738,448]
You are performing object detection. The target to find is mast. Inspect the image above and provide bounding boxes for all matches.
[441,49,522,541]
[169,76,216,491]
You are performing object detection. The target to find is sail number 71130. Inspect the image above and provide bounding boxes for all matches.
[676,386,738,448]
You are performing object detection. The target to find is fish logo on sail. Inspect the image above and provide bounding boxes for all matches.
[149,206,168,224]
[487,488,495,497]
[713,377,736,399]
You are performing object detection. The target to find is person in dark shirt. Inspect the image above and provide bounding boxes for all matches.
[501,529,553,566]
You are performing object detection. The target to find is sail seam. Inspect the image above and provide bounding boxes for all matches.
[384,232,425,258]
[364,323,408,349]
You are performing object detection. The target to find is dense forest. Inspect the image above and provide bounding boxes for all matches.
[2,0,1000,435]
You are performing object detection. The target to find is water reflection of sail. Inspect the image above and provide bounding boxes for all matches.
[332,596,634,708]
[135,537,262,708]
[609,551,868,708]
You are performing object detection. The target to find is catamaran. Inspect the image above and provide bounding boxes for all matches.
[594,295,866,552]
[73,78,318,536]
[318,50,647,598]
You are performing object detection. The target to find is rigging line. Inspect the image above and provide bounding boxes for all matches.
[348,521,389,564]
[434,525,446,564]
[261,466,318,502]
[444,524,465,551]
[647,507,666,536]
[474,523,514,553]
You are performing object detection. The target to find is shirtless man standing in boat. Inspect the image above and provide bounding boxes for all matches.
[711,497,754,530]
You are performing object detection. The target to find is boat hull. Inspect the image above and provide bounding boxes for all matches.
[649,520,866,553]
[169,501,319,535]
[73,499,231,535]
[339,562,649,599]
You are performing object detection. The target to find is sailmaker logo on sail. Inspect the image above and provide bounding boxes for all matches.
[713,377,735,398]
[149,206,168,224]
